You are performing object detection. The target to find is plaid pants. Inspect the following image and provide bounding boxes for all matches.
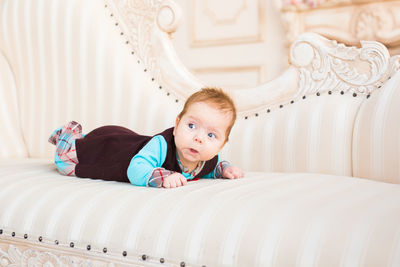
[48,121,82,176]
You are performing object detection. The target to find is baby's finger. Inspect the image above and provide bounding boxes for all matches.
[180,176,188,185]
[225,170,234,179]
[163,181,170,188]
[234,169,243,178]
[170,180,177,188]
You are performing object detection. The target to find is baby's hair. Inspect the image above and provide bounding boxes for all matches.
[178,87,237,142]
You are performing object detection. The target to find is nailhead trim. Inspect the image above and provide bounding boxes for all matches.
[104,2,176,107]
[2,228,188,263]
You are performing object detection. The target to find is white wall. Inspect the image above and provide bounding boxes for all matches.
[172,0,289,90]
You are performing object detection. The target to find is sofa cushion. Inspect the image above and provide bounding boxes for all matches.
[1,159,400,266]
[353,70,400,183]
[0,52,27,158]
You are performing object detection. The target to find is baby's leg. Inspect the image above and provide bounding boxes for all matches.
[49,121,83,176]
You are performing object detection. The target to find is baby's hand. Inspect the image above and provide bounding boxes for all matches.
[163,172,188,188]
[223,166,244,179]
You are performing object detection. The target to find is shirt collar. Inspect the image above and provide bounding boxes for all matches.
[176,152,205,178]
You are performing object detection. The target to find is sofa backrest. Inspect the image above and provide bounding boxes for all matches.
[0,51,27,158]
[0,0,186,158]
[222,33,399,178]
[353,69,400,183]
[224,92,363,176]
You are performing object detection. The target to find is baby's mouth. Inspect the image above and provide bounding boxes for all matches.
[189,148,199,154]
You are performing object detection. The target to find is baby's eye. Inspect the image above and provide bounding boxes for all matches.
[188,123,195,129]
[208,133,215,138]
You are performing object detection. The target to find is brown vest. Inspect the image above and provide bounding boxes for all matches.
[75,126,218,183]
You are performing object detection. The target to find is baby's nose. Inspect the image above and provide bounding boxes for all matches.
[194,135,203,144]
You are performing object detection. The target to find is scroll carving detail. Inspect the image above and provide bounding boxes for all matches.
[290,33,400,98]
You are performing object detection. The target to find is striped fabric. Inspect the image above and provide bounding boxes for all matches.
[0,50,27,158]
[0,0,181,159]
[1,159,400,266]
[353,71,400,184]
[223,93,363,176]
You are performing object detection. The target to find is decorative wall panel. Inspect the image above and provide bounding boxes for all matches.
[281,0,400,55]
[190,0,266,46]
[193,65,266,89]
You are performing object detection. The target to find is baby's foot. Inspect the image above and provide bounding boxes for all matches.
[48,127,62,145]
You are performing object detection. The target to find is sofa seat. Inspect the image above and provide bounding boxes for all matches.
[1,159,400,266]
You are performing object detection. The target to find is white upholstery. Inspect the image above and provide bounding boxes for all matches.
[0,0,181,158]
[224,93,363,175]
[1,159,400,266]
[0,52,27,158]
[1,0,400,266]
[353,71,400,183]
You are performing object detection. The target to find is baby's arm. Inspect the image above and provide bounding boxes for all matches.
[127,135,185,187]
[203,158,244,179]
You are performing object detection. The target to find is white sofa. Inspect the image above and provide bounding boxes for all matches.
[1,0,400,266]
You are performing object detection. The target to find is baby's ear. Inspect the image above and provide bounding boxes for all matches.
[173,116,180,136]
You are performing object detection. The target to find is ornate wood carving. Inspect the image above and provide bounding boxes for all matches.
[290,32,400,97]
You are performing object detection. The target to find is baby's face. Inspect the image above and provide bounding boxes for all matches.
[173,102,232,169]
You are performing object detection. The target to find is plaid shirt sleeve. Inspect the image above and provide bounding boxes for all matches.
[214,160,232,178]
[148,167,176,187]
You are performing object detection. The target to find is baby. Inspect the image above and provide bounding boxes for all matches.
[49,88,244,188]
